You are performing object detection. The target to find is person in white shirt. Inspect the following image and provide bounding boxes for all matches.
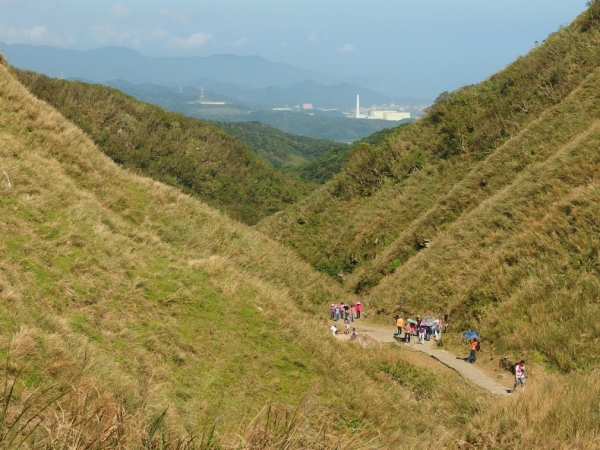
[513,360,525,392]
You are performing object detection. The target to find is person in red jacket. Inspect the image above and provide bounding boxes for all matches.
[466,338,478,363]
[355,301,362,319]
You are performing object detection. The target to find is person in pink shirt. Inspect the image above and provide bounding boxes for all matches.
[355,301,362,319]
[350,305,356,322]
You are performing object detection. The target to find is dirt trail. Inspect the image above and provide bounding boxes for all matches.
[334,322,512,396]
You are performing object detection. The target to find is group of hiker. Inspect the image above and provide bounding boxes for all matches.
[327,303,526,393]
[329,302,362,322]
[393,314,445,344]
[329,302,362,338]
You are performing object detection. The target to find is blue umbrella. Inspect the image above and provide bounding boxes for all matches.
[463,331,479,339]
[422,316,436,327]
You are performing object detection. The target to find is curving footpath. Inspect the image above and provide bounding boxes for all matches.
[335,322,512,396]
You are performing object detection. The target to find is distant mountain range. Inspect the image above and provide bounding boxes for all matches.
[101,79,407,142]
[1,43,430,110]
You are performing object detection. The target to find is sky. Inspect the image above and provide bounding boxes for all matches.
[0,0,590,99]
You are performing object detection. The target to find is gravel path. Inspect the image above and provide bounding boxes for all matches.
[335,322,512,396]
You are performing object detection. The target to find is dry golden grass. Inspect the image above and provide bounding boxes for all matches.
[1,51,491,448]
[466,371,600,449]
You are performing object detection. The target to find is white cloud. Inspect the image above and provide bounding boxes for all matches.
[0,24,75,46]
[308,30,330,42]
[110,3,130,19]
[339,44,357,53]
[167,32,213,49]
[233,37,247,46]
[91,23,135,45]
[28,25,46,41]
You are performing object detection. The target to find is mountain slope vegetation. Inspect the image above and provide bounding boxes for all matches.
[207,119,349,171]
[13,70,310,225]
[258,3,600,371]
[2,12,600,446]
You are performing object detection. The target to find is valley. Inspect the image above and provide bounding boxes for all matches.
[0,2,599,449]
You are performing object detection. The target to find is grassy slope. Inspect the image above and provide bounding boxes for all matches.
[368,90,600,370]
[13,70,310,226]
[258,5,600,291]
[0,54,500,448]
[258,3,600,371]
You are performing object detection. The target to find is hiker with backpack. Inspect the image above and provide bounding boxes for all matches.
[513,360,526,392]
[466,338,479,363]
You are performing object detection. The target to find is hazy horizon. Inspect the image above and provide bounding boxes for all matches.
[0,1,589,98]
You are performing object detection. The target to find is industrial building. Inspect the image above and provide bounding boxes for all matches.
[354,94,411,121]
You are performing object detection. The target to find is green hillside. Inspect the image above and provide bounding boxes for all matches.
[208,119,349,170]
[13,70,310,226]
[284,127,397,185]
[259,4,600,369]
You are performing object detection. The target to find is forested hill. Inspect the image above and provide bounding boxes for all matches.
[207,119,350,170]
[258,2,600,372]
[13,69,310,225]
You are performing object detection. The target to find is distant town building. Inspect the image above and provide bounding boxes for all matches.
[368,111,411,121]
[352,94,409,121]
[302,103,314,110]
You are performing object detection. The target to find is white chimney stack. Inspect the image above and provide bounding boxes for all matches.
[356,94,360,119]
